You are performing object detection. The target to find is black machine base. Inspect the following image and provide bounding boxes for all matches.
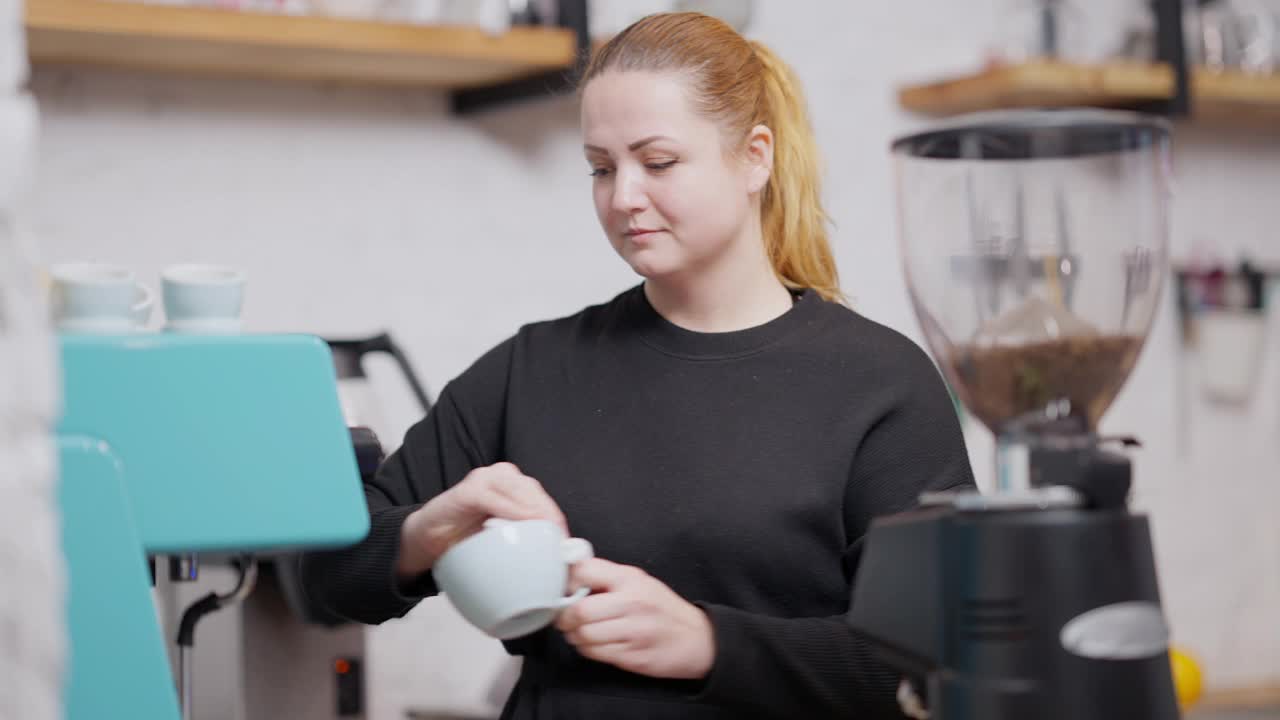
[848,498,1180,720]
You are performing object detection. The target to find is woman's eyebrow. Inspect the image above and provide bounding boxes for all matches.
[583,135,674,154]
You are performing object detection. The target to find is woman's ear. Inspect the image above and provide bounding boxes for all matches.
[744,124,774,194]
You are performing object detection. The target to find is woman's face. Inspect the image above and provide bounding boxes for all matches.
[581,71,767,281]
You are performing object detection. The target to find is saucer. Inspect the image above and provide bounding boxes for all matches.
[164,317,243,334]
[57,317,140,334]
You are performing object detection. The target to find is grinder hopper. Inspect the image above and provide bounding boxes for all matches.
[893,109,1171,441]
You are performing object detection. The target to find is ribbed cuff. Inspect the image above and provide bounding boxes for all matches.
[384,503,438,601]
[320,503,435,623]
[687,602,760,708]
[688,603,906,719]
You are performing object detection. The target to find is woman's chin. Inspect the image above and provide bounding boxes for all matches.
[627,262,682,281]
[622,253,683,280]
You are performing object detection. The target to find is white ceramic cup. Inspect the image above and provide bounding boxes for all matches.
[161,263,246,334]
[434,518,594,640]
[49,262,146,333]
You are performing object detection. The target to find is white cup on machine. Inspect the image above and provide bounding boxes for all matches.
[433,518,594,640]
[161,263,246,334]
[49,262,155,333]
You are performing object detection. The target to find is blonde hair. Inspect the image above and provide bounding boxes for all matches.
[582,12,844,304]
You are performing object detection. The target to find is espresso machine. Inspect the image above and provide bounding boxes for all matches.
[141,331,431,720]
[56,333,371,720]
[228,332,432,720]
[848,109,1179,719]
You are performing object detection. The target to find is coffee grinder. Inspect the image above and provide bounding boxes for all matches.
[848,109,1179,719]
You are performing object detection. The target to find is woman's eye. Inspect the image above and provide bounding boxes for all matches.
[589,167,613,178]
[646,160,677,172]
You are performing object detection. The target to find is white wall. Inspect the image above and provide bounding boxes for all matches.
[21,1,1280,717]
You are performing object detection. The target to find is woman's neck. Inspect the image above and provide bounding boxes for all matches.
[644,227,794,333]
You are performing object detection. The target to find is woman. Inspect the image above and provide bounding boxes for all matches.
[302,11,974,720]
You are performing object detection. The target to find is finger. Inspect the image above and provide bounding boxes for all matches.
[460,463,519,487]
[567,558,639,593]
[457,484,544,523]
[573,640,632,666]
[564,617,636,649]
[489,473,569,532]
[554,592,632,633]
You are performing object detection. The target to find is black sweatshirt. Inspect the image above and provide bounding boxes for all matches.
[301,284,975,720]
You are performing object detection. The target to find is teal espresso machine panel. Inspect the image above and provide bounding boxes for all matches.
[56,333,372,720]
[58,333,370,554]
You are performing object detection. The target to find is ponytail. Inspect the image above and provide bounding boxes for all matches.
[749,42,842,304]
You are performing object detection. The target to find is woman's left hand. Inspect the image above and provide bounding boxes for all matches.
[554,557,715,680]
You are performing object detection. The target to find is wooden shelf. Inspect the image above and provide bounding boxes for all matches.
[898,61,1280,129]
[23,0,579,89]
[1192,70,1280,126]
[1200,683,1280,710]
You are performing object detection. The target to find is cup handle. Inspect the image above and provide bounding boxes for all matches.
[552,585,590,610]
[134,281,153,305]
[132,282,155,326]
[553,537,594,609]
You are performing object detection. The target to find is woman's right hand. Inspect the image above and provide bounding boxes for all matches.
[396,462,567,581]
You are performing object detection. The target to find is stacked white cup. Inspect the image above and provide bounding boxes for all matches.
[160,263,247,334]
[47,262,247,335]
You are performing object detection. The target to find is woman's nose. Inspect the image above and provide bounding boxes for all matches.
[611,168,649,215]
